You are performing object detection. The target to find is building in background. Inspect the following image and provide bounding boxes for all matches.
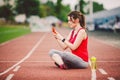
[86,7,120,31]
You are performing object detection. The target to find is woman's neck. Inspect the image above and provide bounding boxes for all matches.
[74,24,82,31]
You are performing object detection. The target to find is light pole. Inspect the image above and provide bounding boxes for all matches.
[89,0,95,31]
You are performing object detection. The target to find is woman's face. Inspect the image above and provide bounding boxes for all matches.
[68,16,77,28]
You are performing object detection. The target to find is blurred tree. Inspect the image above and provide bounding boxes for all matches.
[55,0,62,18]
[14,0,40,18]
[86,1,105,13]
[45,1,56,16]
[59,5,71,22]
[55,0,71,21]
[0,0,13,21]
[39,4,48,17]
[39,0,71,22]
[77,0,105,14]
[79,0,87,14]
[39,0,56,17]
[4,0,10,5]
[93,2,104,13]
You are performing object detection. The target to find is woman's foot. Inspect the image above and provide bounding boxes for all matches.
[54,62,60,68]
[54,62,68,69]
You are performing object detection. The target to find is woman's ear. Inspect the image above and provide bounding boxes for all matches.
[75,18,79,23]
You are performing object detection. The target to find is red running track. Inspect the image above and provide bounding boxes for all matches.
[0,28,120,80]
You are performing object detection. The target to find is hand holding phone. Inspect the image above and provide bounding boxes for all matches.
[52,27,57,34]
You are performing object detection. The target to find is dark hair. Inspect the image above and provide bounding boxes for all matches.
[51,23,56,27]
[68,11,86,29]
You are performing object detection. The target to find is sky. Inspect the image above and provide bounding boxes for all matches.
[93,0,120,10]
[0,0,120,10]
[62,0,120,10]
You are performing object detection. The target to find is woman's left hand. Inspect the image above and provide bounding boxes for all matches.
[55,33,64,40]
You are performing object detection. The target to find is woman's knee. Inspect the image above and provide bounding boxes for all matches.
[49,49,56,57]
[52,54,60,58]
[49,49,60,57]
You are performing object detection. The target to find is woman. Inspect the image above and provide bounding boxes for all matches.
[49,11,89,69]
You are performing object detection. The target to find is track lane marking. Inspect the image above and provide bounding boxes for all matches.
[5,74,14,80]
[89,60,97,80]
[91,69,96,80]
[98,68,107,75]
[13,66,21,72]
[1,60,120,62]
[1,60,120,63]
[0,33,47,76]
[0,61,53,62]
[108,77,116,80]
[97,61,120,62]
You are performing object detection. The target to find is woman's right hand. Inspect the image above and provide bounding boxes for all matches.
[52,28,58,39]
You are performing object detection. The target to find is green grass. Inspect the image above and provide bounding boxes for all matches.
[0,24,31,43]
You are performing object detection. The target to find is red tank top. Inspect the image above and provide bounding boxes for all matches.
[69,28,88,62]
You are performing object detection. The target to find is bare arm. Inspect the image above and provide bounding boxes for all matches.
[64,29,86,50]
[56,38,67,50]
[53,30,72,50]
[55,29,86,50]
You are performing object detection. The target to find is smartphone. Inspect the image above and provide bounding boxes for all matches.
[52,27,57,34]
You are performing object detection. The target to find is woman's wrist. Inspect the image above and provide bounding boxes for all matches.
[62,38,66,42]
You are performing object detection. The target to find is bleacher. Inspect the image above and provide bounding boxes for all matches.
[86,7,120,31]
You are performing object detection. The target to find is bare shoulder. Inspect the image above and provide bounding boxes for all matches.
[79,29,86,34]
[78,29,87,39]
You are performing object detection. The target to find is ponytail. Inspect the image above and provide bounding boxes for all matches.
[79,14,86,29]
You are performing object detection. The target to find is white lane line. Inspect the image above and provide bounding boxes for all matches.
[98,68,107,75]
[91,69,96,80]
[1,60,120,63]
[97,61,120,63]
[5,74,14,80]
[0,33,46,76]
[23,61,53,62]
[89,60,97,80]
[13,66,21,72]
[108,77,116,80]
[0,61,53,62]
